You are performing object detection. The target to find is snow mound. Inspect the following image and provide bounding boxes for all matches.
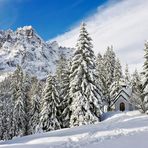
[0,111,148,148]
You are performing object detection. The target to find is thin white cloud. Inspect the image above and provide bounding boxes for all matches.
[51,0,148,73]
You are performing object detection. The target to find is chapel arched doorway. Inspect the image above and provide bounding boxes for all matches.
[120,102,125,111]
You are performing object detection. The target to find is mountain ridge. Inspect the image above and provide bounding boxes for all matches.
[0,26,73,80]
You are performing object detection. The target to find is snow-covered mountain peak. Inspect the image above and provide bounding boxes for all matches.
[16,26,34,37]
[0,26,73,80]
[19,25,33,30]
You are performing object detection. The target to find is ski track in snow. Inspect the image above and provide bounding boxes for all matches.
[0,111,148,148]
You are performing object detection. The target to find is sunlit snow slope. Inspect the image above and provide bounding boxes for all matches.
[0,111,148,148]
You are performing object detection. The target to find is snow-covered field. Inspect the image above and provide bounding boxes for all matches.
[0,111,148,148]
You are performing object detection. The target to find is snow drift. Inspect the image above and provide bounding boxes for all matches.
[0,111,148,148]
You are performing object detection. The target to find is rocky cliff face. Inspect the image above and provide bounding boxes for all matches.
[0,26,73,80]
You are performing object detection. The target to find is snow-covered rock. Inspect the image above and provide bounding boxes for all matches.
[0,26,73,79]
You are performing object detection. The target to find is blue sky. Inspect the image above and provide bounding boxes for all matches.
[1,0,148,72]
[0,0,107,40]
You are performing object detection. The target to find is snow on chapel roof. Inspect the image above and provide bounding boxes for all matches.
[112,85,133,106]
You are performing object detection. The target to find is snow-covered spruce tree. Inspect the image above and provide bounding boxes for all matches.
[103,46,116,111]
[110,58,123,99]
[0,98,7,140]
[4,78,15,140]
[103,46,116,86]
[60,62,72,128]
[55,55,71,127]
[124,64,131,86]
[12,65,27,137]
[0,77,13,140]
[96,53,107,102]
[22,72,32,135]
[1,95,13,140]
[0,97,3,140]
[9,71,19,138]
[56,55,68,87]
[0,94,7,140]
[131,69,145,112]
[28,80,41,134]
[39,74,61,132]
[69,23,103,127]
[142,42,148,113]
